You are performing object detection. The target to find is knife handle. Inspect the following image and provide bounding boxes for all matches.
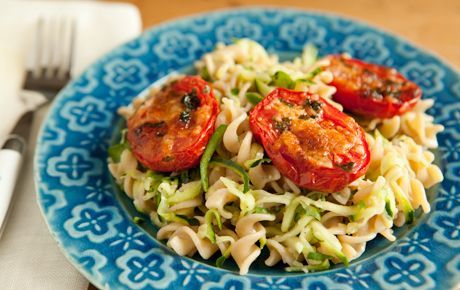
[0,136,25,237]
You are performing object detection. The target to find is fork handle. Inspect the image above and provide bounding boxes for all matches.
[0,137,24,238]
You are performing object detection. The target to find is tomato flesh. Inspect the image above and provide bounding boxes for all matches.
[127,76,219,172]
[249,88,370,192]
[328,55,421,119]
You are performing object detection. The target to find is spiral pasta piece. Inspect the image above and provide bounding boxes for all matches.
[231,213,275,274]
[223,112,248,154]
[167,226,219,259]
[364,99,444,148]
[108,39,445,275]
[265,239,297,267]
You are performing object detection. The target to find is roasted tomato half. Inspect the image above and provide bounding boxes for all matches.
[328,55,422,119]
[127,76,219,172]
[249,88,370,192]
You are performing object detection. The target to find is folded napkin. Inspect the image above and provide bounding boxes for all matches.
[0,1,141,289]
[0,10,28,147]
[20,1,142,77]
[0,0,142,145]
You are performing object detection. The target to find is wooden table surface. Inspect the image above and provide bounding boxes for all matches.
[109,0,460,68]
[90,1,458,289]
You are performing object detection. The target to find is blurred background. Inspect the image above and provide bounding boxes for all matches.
[0,1,458,290]
[112,0,460,67]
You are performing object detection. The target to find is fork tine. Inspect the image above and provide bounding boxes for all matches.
[32,16,44,79]
[44,16,60,79]
[25,14,73,93]
[40,16,53,79]
[57,16,75,80]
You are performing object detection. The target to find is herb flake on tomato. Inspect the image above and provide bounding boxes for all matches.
[127,76,219,172]
[249,88,370,192]
[328,55,421,118]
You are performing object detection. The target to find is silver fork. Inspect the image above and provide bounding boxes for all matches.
[0,14,76,238]
[24,15,76,95]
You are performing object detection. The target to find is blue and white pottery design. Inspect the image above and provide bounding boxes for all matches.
[35,8,460,290]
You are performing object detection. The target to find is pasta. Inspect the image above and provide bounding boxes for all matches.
[108,39,444,275]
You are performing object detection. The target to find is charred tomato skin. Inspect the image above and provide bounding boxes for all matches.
[249,88,370,193]
[127,76,219,172]
[328,55,422,119]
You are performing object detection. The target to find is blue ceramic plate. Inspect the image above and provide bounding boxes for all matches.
[35,7,460,290]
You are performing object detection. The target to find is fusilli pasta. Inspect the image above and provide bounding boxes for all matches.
[108,39,444,275]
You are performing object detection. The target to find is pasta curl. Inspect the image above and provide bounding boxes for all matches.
[108,39,444,275]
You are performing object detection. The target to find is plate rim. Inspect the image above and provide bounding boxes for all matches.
[34,6,460,290]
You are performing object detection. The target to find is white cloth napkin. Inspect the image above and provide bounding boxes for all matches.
[0,1,141,289]
[0,104,90,290]
[0,10,29,147]
[20,0,142,77]
[0,0,142,145]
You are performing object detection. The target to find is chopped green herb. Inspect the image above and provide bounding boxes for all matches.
[306,67,323,80]
[203,85,210,94]
[285,266,309,273]
[179,170,190,185]
[306,191,326,201]
[200,67,212,81]
[231,88,240,96]
[162,156,174,162]
[108,142,129,162]
[385,201,394,218]
[182,91,201,110]
[285,259,331,272]
[155,186,162,205]
[216,256,227,268]
[216,246,232,268]
[299,114,312,120]
[305,99,322,112]
[273,117,291,132]
[245,92,263,105]
[176,214,200,226]
[308,259,331,271]
[248,157,272,168]
[273,71,295,89]
[134,121,166,137]
[280,99,294,107]
[259,236,267,249]
[295,78,315,86]
[179,110,191,124]
[339,162,355,172]
[253,207,269,214]
[133,216,144,224]
[307,252,333,261]
[172,214,191,225]
[190,218,200,226]
[407,210,414,224]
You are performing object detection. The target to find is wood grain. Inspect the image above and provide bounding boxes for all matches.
[107,0,460,68]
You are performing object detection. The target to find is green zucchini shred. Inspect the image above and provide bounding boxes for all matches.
[200,125,228,192]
